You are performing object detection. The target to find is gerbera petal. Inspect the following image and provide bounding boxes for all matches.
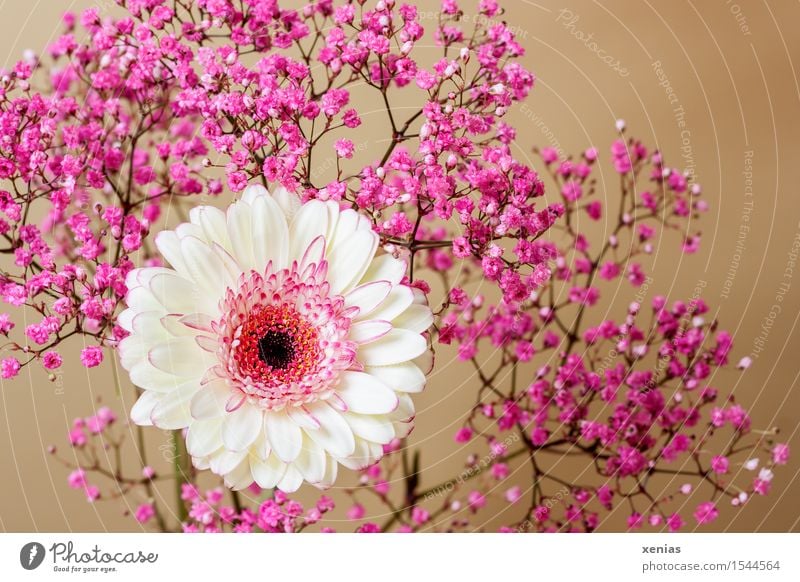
[224,456,254,491]
[348,320,392,344]
[336,371,398,414]
[149,272,215,315]
[294,436,326,483]
[343,412,396,444]
[151,381,199,429]
[209,449,248,475]
[148,336,212,377]
[222,404,263,451]
[393,303,434,334]
[191,205,232,253]
[242,184,268,204]
[130,391,160,426]
[226,199,256,270]
[345,280,392,317]
[317,454,339,489]
[265,411,303,462]
[326,228,378,294]
[250,453,286,489]
[271,186,301,221]
[360,254,406,286]
[277,464,304,492]
[338,438,383,470]
[289,200,329,263]
[190,380,232,420]
[186,418,224,457]
[180,235,232,300]
[251,193,289,271]
[364,362,426,393]
[154,231,189,278]
[368,285,414,322]
[125,286,164,314]
[130,361,190,393]
[304,402,355,458]
[357,329,428,366]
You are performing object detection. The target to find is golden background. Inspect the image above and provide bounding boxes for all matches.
[0,0,798,532]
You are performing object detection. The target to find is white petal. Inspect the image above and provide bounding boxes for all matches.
[390,393,416,423]
[360,254,406,286]
[224,456,254,490]
[289,200,329,263]
[180,236,231,299]
[191,205,231,253]
[277,464,304,492]
[227,200,256,270]
[118,335,150,370]
[365,362,426,393]
[149,272,216,315]
[287,406,321,430]
[190,380,233,420]
[252,424,271,460]
[250,453,287,489]
[159,314,200,337]
[242,184,268,204]
[358,329,427,366]
[298,235,326,272]
[251,193,289,271]
[209,449,247,475]
[336,371,398,414]
[186,418,223,457]
[304,402,355,458]
[265,411,303,462]
[223,404,263,451]
[293,436,326,483]
[343,412,396,444]
[271,186,301,221]
[326,228,378,294]
[345,280,392,317]
[151,381,200,429]
[130,361,190,393]
[175,222,205,241]
[337,438,382,470]
[348,320,392,344]
[148,336,212,377]
[317,455,338,489]
[369,285,414,322]
[125,286,164,314]
[130,391,159,426]
[393,303,433,334]
[154,231,189,278]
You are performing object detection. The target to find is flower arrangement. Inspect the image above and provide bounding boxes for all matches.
[0,0,788,532]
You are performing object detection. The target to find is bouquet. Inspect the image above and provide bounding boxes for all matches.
[0,0,787,532]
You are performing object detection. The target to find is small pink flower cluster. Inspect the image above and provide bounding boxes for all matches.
[0,0,557,384]
[179,485,335,533]
[345,129,786,532]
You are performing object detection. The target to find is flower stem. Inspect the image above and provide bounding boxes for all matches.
[171,430,188,525]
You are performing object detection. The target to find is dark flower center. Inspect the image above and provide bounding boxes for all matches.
[257,330,296,370]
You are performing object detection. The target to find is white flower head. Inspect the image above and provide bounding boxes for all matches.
[119,186,433,492]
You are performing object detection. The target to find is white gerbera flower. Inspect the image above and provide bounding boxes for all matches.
[119,185,432,492]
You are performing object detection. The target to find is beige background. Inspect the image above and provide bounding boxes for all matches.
[1,0,799,532]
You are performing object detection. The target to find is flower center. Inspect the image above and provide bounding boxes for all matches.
[215,264,358,411]
[257,330,295,369]
[235,304,320,385]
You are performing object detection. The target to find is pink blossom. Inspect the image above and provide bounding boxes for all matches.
[135,503,155,524]
[80,346,104,368]
[1,357,20,379]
